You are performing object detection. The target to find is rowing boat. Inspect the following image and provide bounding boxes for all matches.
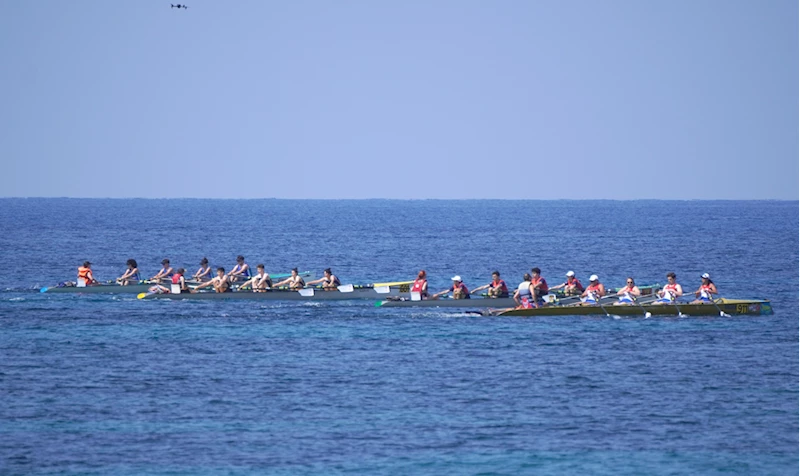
[493,298,773,317]
[139,283,412,301]
[379,297,773,317]
[377,284,662,309]
[40,270,315,294]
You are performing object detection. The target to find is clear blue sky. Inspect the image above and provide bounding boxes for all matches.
[1,0,797,199]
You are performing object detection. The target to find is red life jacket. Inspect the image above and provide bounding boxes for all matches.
[700,283,714,292]
[586,282,602,294]
[491,279,508,293]
[411,278,427,293]
[78,267,92,281]
[567,277,584,290]
[172,274,182,285]
[532,276,548,293]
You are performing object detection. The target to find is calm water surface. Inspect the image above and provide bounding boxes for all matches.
[0,199,797,475]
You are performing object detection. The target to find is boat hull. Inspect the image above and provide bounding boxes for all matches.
[141,286,410,301]
[497,298,773,317]
[379,298,773,317]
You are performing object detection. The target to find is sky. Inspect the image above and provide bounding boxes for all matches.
[0,0,797,199]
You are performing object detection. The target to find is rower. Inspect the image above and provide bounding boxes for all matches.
[530,267,549,304]
[227,255,251,282]
[274,268,305,290]
[613,277,641,305]
[513,273,534,308]
[433,276,470,300]
[237,264,272,292]
[192,257,213,282]
[655,272,683,303]
[580,275,606,304]
[307,268,341,290]
[472,271,510,298]
[117,259,140,286]
[410,270,429,299]
[150,259,173,282]
[194,267,231,293]
[690,273,718,304]
[549,270,584,296]
[77,261,98,286]
[171,268,191,293]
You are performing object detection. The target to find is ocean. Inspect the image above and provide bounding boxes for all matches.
[0,199,797,475]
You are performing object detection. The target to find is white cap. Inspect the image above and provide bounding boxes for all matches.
[589,274,599,282]
[566,271,575,277]
[451,275,462,282]
[701,273,710,279]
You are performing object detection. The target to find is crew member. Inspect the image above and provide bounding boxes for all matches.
[274,268,305,290]
[581,275,606,304]
[472,271,509,298]
[150,259,173,282]
[194,268,231,293]
[656,272,683,303]
[307,268,341,290]
[530,267,549,304]
[410,270,429,299]
[433,276,470,300]
[192,258,213,282]
[238,264,272,292]
[549,271,584,296]
[77,261,98,286]
[227,255,251,282]
[513,273,534,308]
[171,268,191,293]
[117,259,140,285]
[691,273,718,304]
[614,277,641,305]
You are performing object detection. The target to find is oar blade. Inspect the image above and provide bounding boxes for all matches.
[298,288,314,297]
[338,284,354,293]
[137,292,147,300]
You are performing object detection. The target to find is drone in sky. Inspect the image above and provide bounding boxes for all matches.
[171,4,188,9]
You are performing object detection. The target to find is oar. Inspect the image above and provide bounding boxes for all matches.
[594,294,621,319]
[629,294,652,318]
[666,292,687,318]
[710,297,731,317]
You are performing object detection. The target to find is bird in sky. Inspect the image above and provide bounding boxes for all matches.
[171,4,188,9]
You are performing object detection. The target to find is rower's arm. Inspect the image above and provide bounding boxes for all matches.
[631,286,641,296]
[549,283,565,291]
[674,284,683,297]
[306,277,324,285]
[597,284,606,297]
[194,280,213,290]
[274,277,292,287]
[472,283,490,292]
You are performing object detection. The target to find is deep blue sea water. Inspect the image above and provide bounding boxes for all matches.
[0,199,797,475]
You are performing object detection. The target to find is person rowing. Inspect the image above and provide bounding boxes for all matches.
[613,277,641,305]
[192,257,213,282]
[237,264,272,292]
[274,268,305,290]
[150,259,173,283]
[227,255,251,282]
[655,272,683,303]
[472,271,509,298]
[410,270,429,299]
[529,267,549,305]
[194,267,231,293]
[306,268,341,290]
[117,259,140,285]
[549,270,584,296]
[690,273,718,304]
[580,275,606,304]
[171,268,191,293]
[513,273,534,308]
[77,261,98,286]
[432,276,470,300]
